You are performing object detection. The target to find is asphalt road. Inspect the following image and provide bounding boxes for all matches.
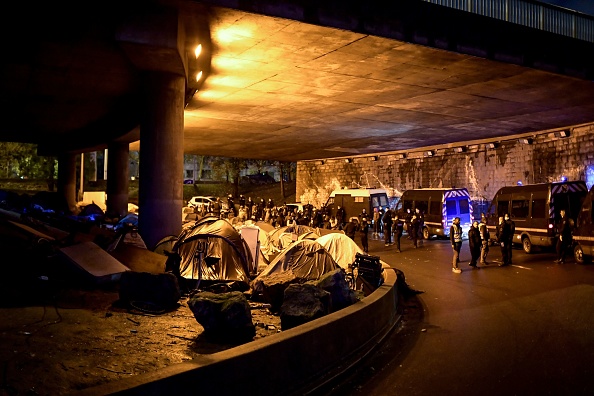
[320,235,594,396]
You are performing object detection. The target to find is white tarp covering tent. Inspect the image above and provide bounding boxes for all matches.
[238,225,261,274]
[173,216,252,283]
[237,223,275,268]
[316,233,365,270]
[251,239,340,294]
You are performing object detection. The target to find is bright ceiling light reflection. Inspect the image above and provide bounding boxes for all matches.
[213,57,251,70]
[194,44,202,58]
[196,71,203,81]
[197,89,229,100]
[215,26,253,43]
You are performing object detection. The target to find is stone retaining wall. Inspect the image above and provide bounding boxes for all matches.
[297,123,594,208]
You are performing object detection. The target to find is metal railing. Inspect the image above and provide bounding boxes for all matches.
[421,0,594,42]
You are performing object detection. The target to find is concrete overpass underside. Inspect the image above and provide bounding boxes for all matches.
[1,0,594,162]
[2,0,594,247]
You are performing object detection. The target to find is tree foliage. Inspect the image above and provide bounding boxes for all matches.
[0,142,57,181]
[210,157,249,197]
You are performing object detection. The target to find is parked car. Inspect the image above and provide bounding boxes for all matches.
[187,196,217,210]
[286,203,305,214]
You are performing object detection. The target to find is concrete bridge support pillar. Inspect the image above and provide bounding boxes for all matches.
[138,72,185,250]
[57,153,77,213]
[106,142,130,219]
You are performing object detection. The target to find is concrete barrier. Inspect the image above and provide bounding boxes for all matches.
[79,266,399,395]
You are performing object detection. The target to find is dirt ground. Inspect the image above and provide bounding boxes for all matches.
[0,251,281,396]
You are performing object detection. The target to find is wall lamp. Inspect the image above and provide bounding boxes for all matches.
[369,156,378,161]
[453,146,467,153]
[424,150,435,157]
[344,158,352,163]
[518,138,533,145]
[397,153,407,159]
[314,160,325,165]
[554,130,570,138]
[485,142,498,149]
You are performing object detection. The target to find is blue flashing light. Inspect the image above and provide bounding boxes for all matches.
[517,181,523,186]
[560,175,568,182]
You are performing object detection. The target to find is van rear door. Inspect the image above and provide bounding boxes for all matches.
[444,196,471,236]
[370,193,389,212]
[574,187,594,258]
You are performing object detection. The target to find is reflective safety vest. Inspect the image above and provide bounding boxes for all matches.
[452,225,462,243]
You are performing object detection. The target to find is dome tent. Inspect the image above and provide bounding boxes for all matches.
[267,225,318,251]
[251,239,340,295]
[170,217,252,286]
[316,233,364,270]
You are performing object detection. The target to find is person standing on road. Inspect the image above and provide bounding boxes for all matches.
[495,216,505,264]
[468,220,482,268]
[372,208,381,238]
[496,216,512,266]
[393,213,404,253]
[450,217,463,273]
[410,214,419,248]
[555,209,573,263]
[359,217,370,252]
[382,207,394,246]
[504,213,515,265]
[415,208,425,246]
[479,213,490,265]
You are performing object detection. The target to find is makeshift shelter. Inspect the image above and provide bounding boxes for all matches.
[267,225,317,251]
[171,216,252,284]
[316,233,364,270]
[237,224,264,274]
[153,235,178,256]
[252,239,340,294]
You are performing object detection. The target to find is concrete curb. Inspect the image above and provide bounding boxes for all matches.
[78,266,399,395]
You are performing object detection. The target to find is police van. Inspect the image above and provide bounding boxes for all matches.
[395,188,473,239]
[485,181,588,253]
[573,184,594,264]
[324,188,389,221]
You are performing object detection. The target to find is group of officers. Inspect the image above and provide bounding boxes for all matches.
[454,212,516,273]
[450,210,574,273]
